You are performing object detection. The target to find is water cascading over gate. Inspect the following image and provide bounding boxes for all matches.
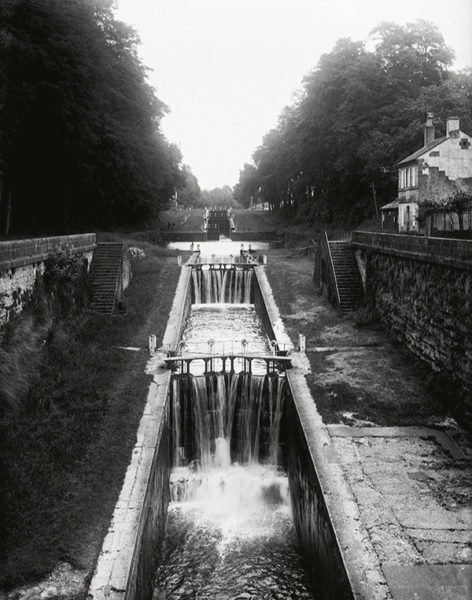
[191,266,253,304]
[170,372,286,474]
[153,259,313,599]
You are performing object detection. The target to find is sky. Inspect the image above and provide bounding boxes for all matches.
[116,0,472,190]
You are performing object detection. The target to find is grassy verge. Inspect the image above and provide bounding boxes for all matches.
[265,248,447,427]
[0,240,181,589]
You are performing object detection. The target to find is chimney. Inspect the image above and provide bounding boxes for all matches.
[424,112,435,146]
[446,116,460,137]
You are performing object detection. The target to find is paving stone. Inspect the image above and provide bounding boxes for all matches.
[382,564,472,600]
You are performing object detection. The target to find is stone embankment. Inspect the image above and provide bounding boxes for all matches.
[353,231,472,427]
[0,234,95,326]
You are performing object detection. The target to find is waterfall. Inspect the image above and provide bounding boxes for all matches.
[171,372,286,470]
[191,268,253,304]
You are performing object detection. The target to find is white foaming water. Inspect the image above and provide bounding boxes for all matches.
[170,459,291,546]
[157,457,313,599]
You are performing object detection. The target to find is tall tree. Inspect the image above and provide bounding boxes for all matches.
[239,20,468,227]
[0,0,181,234]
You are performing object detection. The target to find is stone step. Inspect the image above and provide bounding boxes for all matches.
[89,242,125,315]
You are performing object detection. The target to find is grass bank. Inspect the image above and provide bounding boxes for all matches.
[0,239,181,590]
[265,248,447,427]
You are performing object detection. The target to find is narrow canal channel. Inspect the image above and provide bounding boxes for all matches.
[152,243,314,600]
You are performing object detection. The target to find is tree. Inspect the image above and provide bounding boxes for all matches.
[176,164,202,208]
[233,163,258,208]
[0,0,182,235]
[371,20,454,93]
[238,20,469,227]
[201,186,239,208]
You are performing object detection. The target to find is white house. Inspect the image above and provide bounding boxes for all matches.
[381,113,472,234]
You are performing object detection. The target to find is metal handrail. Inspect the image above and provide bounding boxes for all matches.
[325,231,342,309]
[179,339,290,355]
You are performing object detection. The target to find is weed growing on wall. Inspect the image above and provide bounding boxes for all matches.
[0,252,90,413]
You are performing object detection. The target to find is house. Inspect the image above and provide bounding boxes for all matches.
[381,113,472,235]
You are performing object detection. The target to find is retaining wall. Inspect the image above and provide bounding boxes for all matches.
[254,267,292,352]
[161,231,208,242]
[231,231,280,242]
[0,234,95,325]
[285,394,354,600]
[88,262,192,600]
[353,231,472,426]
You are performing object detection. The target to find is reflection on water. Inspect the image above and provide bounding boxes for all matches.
[167,238,270,255]
[181,304,270,375]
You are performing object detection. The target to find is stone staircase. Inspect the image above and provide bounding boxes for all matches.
[89,243,125,315]
[328,241,364,312]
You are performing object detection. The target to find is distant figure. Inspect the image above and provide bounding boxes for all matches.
[167,222,171,229]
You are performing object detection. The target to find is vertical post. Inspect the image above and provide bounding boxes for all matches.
[208,338,214,373]
[148,334,156,355]
[298,334,306,353]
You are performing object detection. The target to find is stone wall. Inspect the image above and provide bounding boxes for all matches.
[284,394,354,600]
[126,399,171,600]
[354,238,472,426]
[254,267,292,353]
[0,234,95,326]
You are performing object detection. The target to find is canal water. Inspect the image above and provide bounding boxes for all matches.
[153,249,314,600]
[166,239,271,255]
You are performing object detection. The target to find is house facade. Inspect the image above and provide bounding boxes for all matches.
[381,114,472,235]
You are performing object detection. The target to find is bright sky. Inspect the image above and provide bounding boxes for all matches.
[116,0,472,190]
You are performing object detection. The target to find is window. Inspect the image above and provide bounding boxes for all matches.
[399,168,406,189]
[400,166,418,189]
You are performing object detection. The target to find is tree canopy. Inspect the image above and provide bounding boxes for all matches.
[202,185,240,208]
[236,20,472,226]
[0,0,186,235]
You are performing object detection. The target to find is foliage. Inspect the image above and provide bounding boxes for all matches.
[236,20,472,226]
[422,189,472,230]
[0,0,183,235]
[175,164,202,207]
[0,252,90,414]
[201,185,240,208]
[422,189,472,213]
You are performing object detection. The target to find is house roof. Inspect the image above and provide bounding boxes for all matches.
[396,136,447,167]
[381,198,420,210]
[380,200,400,210]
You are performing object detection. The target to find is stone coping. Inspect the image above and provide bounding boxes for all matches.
[160,266,192,353]
[0,234,96,270]
[87,355,171,600]
[254,266,293,351]
[352,231,472,270]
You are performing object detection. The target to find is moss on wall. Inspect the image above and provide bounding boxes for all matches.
[364,251,472,426]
